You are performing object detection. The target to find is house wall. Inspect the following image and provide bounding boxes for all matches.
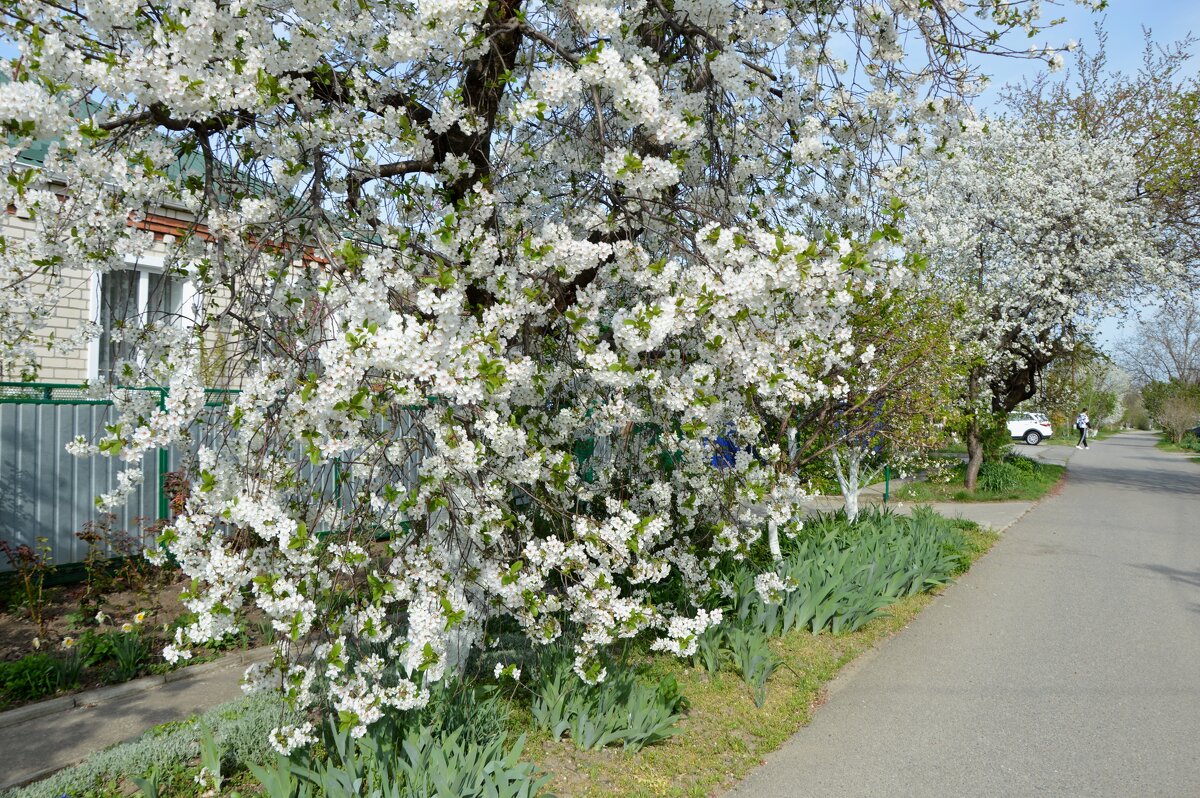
[3,205,199,385]
[3,210,93,383]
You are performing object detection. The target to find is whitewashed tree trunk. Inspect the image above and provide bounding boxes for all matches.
[832,447,861,522]
[832,445,885,523]
[767,518,782,563]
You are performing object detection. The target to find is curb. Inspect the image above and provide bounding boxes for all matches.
[0,646,273,731]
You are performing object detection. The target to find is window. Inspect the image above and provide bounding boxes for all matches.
[92,267,185,383]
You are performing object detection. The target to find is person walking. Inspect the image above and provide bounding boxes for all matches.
[1074,408,1090,449]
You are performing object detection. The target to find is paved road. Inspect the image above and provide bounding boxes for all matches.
[729,431,1200,798]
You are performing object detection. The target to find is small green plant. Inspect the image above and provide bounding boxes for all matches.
[977,461,1021,493]
[690,624,725,674]
[1003,453,1036,474]
[53,648,84,691]
[248,755,307,798]
[0,537,55,632]
[197,724,224,792]
[531,648,685,752]
[723,625,779,707]
[0,654,60,702]
[420,681,510,746]
[130,765,161,798]
[76,515,118,617]
[77,628,117,667]
[110,631,149,681]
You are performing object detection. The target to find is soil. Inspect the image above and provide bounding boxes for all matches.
[0,568,271,710]
[0,575,188,662]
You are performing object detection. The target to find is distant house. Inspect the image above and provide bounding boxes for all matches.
[1,136,226,570]
[4,138,205,384]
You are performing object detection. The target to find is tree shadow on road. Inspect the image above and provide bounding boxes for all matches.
[1132,564,1200,615]
[1067,463,1200,497]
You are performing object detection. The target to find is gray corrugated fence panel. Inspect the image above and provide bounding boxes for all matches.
[0,400,431,571]
[0,402,162,571]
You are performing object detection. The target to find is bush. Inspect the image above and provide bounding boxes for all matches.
[1159,396,1200,444]
[977,461,1021,493]
[1002,453,1035,474]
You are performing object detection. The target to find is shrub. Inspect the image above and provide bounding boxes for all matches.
[1003,454,1036,474]
[977,461,1021,493]
[1159,396,1200,444]
[0,537,54,631]
[0,653,61,702]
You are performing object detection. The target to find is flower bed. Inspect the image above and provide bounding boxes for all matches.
[0,560,270,711]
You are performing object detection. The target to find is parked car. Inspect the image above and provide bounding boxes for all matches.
[1007,412,1053,445]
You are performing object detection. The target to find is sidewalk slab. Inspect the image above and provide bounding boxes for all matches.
[800,497,1033,533]
[0,648,271,791]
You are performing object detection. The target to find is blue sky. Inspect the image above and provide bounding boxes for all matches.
[977,0,1200,107]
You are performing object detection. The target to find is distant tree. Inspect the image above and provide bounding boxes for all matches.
[1142,379,1200,442]
[1033,345,1125,430]
[1115,296,1200,387]
[822,285,963,522]
[899,122,1173,488]
[1121,388,1151,429]
[1157,395,1200,444]
[1001,27,1200,270]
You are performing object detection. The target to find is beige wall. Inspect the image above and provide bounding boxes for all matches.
[3,211,91,383]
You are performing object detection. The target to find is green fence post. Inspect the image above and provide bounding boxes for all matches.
[883,464,890,504]
[158,388,170,522]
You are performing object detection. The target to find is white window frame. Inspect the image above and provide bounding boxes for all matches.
[87,253,193,382]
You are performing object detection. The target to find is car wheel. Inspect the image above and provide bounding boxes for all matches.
[1023,430,1042,445]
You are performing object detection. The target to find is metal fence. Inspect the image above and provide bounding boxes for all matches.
[0,382,177,571]
[0,382,425,571]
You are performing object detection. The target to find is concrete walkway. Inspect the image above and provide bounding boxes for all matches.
[728,431,1200,797]
[0,648,269,790]
[801,439,1069,532]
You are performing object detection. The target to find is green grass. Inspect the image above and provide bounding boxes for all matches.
[896,461,1064,503]
[1154,434,1200,455]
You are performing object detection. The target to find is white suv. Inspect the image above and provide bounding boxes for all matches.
[1007,412,1053,445]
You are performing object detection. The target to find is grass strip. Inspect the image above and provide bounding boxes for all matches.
[896,462,1064,503]
[525,522,998,798]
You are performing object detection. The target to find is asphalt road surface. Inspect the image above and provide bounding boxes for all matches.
[728,431,1200,798]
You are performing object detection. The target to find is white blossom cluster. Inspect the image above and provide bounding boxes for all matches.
[0,0,1096,745]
